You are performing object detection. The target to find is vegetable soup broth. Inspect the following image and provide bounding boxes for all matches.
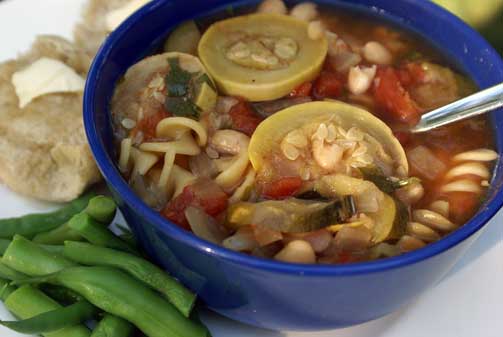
[112,1,497,264]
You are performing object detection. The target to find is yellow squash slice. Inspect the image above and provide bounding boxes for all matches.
[249,101,409,176]
[198,13,328,101]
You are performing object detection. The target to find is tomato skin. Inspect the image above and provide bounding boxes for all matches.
[313,71,344,99]
[229,100,263,137]
[289,82,313,97]
[131,109,170,142]
[393,131,411,146]
[373,67,421,125]
[445,192,480,224]
[261,176,303,200]
[161,181,228,229]
[397,62,426,87]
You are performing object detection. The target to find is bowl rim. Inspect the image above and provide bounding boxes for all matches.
[84,0,503,276]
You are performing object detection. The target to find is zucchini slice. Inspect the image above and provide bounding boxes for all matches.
[198,13,328,101]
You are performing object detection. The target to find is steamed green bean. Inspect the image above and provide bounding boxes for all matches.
[2,235,76,276]
[0,192,95,239]
[91,314,134,337]
[15,266,208,337]
[68,213,138,254]
[4,285,91,337]
[64,241,196,317]
[1,300,97,334]
[33,196,116,245]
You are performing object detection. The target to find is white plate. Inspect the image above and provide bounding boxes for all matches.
[0,0,502,336]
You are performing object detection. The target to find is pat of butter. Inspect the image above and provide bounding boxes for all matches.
[12,58,85,108]
[106,0,151,32]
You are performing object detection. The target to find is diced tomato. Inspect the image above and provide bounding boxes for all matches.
[131,109,170,142]
[393,131,411,146]
[397,62,426,87]
[174,155,190,170]
[313,71,344,99]
[228,100,263,137]
[261,176,303,200]
[445,192,480,224]
[289,82,313,97]
[373,67,421,125]
[161,180,228,229]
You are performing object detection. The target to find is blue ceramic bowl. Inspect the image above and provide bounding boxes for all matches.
[84,0,503,331]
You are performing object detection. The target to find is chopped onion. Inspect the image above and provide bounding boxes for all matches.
[222,226,259,251]
[189,153,218,178]
[252,225,283,246]
[407,145,446,180]
[252,97,312,118]
[334,226,372,252]
[129,171,167,210]
[331,51,361,72]
[185,206,228,244]
[284,229,332,253]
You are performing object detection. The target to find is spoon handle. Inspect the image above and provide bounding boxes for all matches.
[410,82,503,133]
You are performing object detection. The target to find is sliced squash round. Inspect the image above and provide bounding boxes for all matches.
[249,101,409,178]
[198,13,328,101]
[111,52,216,139]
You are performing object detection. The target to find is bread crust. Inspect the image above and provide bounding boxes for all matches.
[0,35,101,202]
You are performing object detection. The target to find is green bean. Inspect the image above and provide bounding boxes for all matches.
[0,192,95,239]
[15,266,208,337]
[0,277,16,301]
[0,239,11,255]
[4,285,91,337]
[85,196,117,224]
[1,300,97,334]
[33,196,117,245]
[1,238,65,255]
[39,244,66,255]
[39,284,85,305]
[0,262,27,281]
[63,241,196,317]
[2,235,76,276]
[68,213,138,255]
[91,314,134,337]
[33,223,83,245]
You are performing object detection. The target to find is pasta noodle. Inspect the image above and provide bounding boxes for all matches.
[210,130,251,189]
[229,167,256,203]
[158,148,176,188]
[215,152,250,189]
[130,148,159,175]
[156,117,208,146]
[119,138,133,172]
[139,132,201,155]
[168,164,197,197]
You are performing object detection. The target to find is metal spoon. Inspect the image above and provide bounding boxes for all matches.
[409,82,503,133]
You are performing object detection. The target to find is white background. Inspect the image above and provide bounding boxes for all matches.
[0,0,501,336]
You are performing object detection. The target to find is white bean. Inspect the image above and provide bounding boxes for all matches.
[257,0,287,14]
[445,162,490,180]
[210,129,249,155]
[453,148,498,162]
[308,20,325,40]
[274,240,316,264]
[362,41,392,65]
[395,181,424,205]
[413,209,457,232]
[348,65,376,95]
[334,226,372,252]
[406,222,441,242]
[441,179,482,194]
[312,139,343,170]
[429,200,450,218]
[397,235,426,253]
[290,2,318,22]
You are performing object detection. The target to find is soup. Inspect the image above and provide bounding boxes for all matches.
[110,0,497,264]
